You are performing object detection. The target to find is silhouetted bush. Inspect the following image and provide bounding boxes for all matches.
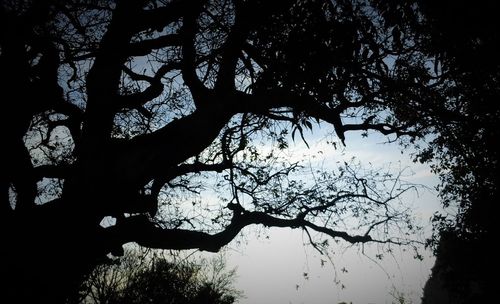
[79,250,241,304]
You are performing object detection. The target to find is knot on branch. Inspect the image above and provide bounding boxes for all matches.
[227,202,245,216]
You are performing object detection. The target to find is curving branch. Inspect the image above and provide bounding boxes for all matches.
[105,204,375,254]
[119,62,181,110]
[150,160,233,199]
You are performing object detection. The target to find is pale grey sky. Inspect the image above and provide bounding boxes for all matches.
[218,129,441,304]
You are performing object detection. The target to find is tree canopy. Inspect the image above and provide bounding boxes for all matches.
[414,1,500,302]
[1,0,495,303]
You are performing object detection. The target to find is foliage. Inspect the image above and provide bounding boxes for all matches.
[79,250,240,304]
[383,1,499,303]
[420,1,500,240]
[0,0,462,302]
[369,0,500,241]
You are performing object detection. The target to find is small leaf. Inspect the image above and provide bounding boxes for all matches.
[304,120,313,130]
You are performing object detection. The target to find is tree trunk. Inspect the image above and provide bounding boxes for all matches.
[2,207,106,303]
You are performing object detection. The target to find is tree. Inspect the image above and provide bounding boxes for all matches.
[1,0,439,302]
[79,249,240,304]
[385,0,500,240]
[357,1,499,302]
[412,1,500,303]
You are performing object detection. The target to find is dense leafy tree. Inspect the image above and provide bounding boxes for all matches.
[1,0,473,302]
[361,1,499,302]
[381,0,500,239]
[412,2,500,303]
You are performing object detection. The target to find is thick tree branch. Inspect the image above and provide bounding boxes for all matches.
[214,2,249,92]
[231,90,420,143]
[83,2,143,144]
[180,2,210,106]
[174,161,232,176]
[343,122,420,137]
[106,204,374,254]
[111,108,232,187]
[231,90,347,142]
[216,0,296,92]
[150,161,232,199]
[33,164,73,180]
[9,140,37,212]
[119,62,180,110]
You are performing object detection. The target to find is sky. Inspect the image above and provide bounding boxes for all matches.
[100,120,440,304]
[208,128,442,304]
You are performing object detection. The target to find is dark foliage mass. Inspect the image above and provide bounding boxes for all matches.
[415,1,500,303]
[79,250,240,304]
[1,0,497,303]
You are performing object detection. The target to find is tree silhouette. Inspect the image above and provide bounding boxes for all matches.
[381,0,500,241]
[79,250,240,304]
[411,1,500,303]
[1,0,449,302]
[358,1,499,302]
